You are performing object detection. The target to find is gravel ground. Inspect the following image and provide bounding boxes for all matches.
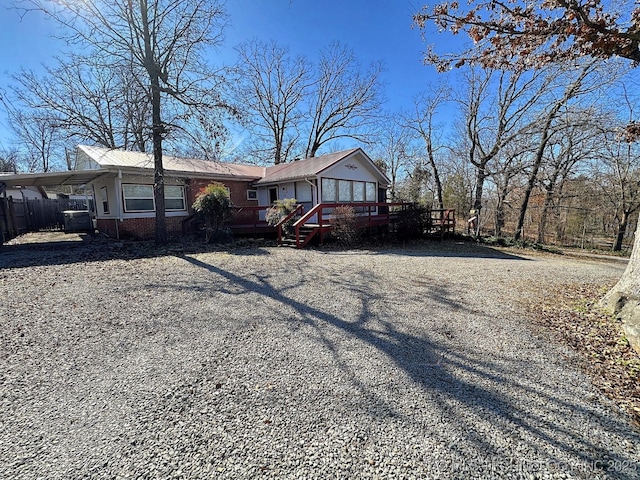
[1,234,639,479]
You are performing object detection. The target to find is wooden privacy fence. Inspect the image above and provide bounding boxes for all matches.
[0,197,89,243]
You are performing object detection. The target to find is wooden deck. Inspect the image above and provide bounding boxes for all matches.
[277,203,456,248]
[183,203,456,247]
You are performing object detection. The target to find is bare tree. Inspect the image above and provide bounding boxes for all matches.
[235,40,310,164]
[413,0,640,326]
[304,43,384,158]
[402,86,450,209]
[370,115,413,200]
[488,144,528,237]
[513,62,597,240]
[0,147,20,173]
[20,0,230,245]
[536,112,601,244]
[1,95,61,172]
[10,54,151,152]
[594,131,640,251]
[458,67,552,235]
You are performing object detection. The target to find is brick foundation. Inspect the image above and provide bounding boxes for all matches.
[96,216,185,240]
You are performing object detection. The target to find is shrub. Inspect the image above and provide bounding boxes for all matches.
[331,205,359,247]
[265,198,298,236]
[192,183,233,243]
[395,204,429,240]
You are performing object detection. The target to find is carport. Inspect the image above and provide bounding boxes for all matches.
[0,170,110,242]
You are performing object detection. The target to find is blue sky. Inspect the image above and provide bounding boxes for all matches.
[0,0,457,152]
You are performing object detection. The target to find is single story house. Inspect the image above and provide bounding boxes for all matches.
[1,145,391,240]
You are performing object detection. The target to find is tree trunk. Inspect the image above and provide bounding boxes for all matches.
[426,135,444,209]
[515,65,591,241]
[604,221,640,309]
[472,165,486,236]
[601,220,640,354]
[514,151,544,241]
[537,187,554,244]
[139,0,167,246]
[151,75,167,246]
[613,210,630,252]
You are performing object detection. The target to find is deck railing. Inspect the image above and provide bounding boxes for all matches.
[291,202,413,248]
[183,201,455,246]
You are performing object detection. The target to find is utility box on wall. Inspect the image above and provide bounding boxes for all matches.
[63,210,91,232]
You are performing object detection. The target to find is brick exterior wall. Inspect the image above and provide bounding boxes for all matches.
[187,179,257,208]
[96,178,259,240]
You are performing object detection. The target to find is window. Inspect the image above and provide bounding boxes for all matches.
[366,182,377,202]
[100,186,109,214]
[353,182,365,202]
[338,180,351,202]
[247,189,258,200]
[122,184,186,212]
[122,184,154,212]
[321,178,337,202]
[165,185,186,211]
[322,178,377,203]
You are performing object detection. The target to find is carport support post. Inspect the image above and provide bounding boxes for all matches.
[6,197,17,239]
[0,198,7,244]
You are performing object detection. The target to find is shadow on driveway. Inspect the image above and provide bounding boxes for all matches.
[171,253,639,479]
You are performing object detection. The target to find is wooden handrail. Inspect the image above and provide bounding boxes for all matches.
[276,204,304,243]
[293,203,323,247]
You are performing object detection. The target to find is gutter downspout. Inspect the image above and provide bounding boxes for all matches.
[115,169,122,240]
[304,178,318,205]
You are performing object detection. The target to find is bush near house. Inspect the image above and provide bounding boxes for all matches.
[192,183,233,243]
[331,205,360,247]
[395,204,429,240]
[266,198,298,236]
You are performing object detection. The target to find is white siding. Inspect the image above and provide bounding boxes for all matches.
[279,182,295,200]
[321,158,379,183]
[295,182,312,202]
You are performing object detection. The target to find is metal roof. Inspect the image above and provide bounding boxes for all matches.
[77,145,265,180]
[0,146,390,190]
[254,148,391,185]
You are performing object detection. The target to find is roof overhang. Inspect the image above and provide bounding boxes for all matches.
[0,167,261,191]
[0,169,114,189]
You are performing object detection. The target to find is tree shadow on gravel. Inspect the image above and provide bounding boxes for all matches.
[0,235,271,269]
[179,254,639,479]
[1,232,528,270]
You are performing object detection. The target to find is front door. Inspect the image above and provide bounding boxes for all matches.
[269,187,278,204]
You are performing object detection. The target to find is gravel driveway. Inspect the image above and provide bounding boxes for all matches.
[1,237,639,479]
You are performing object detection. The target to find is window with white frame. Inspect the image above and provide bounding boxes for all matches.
[365,182,377,201]
[165,185,186,211]
[122,184,186,212]
[122,184,154,212]
[338,180,351,202]
[247,189,258,200]
[353,181,365,202]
